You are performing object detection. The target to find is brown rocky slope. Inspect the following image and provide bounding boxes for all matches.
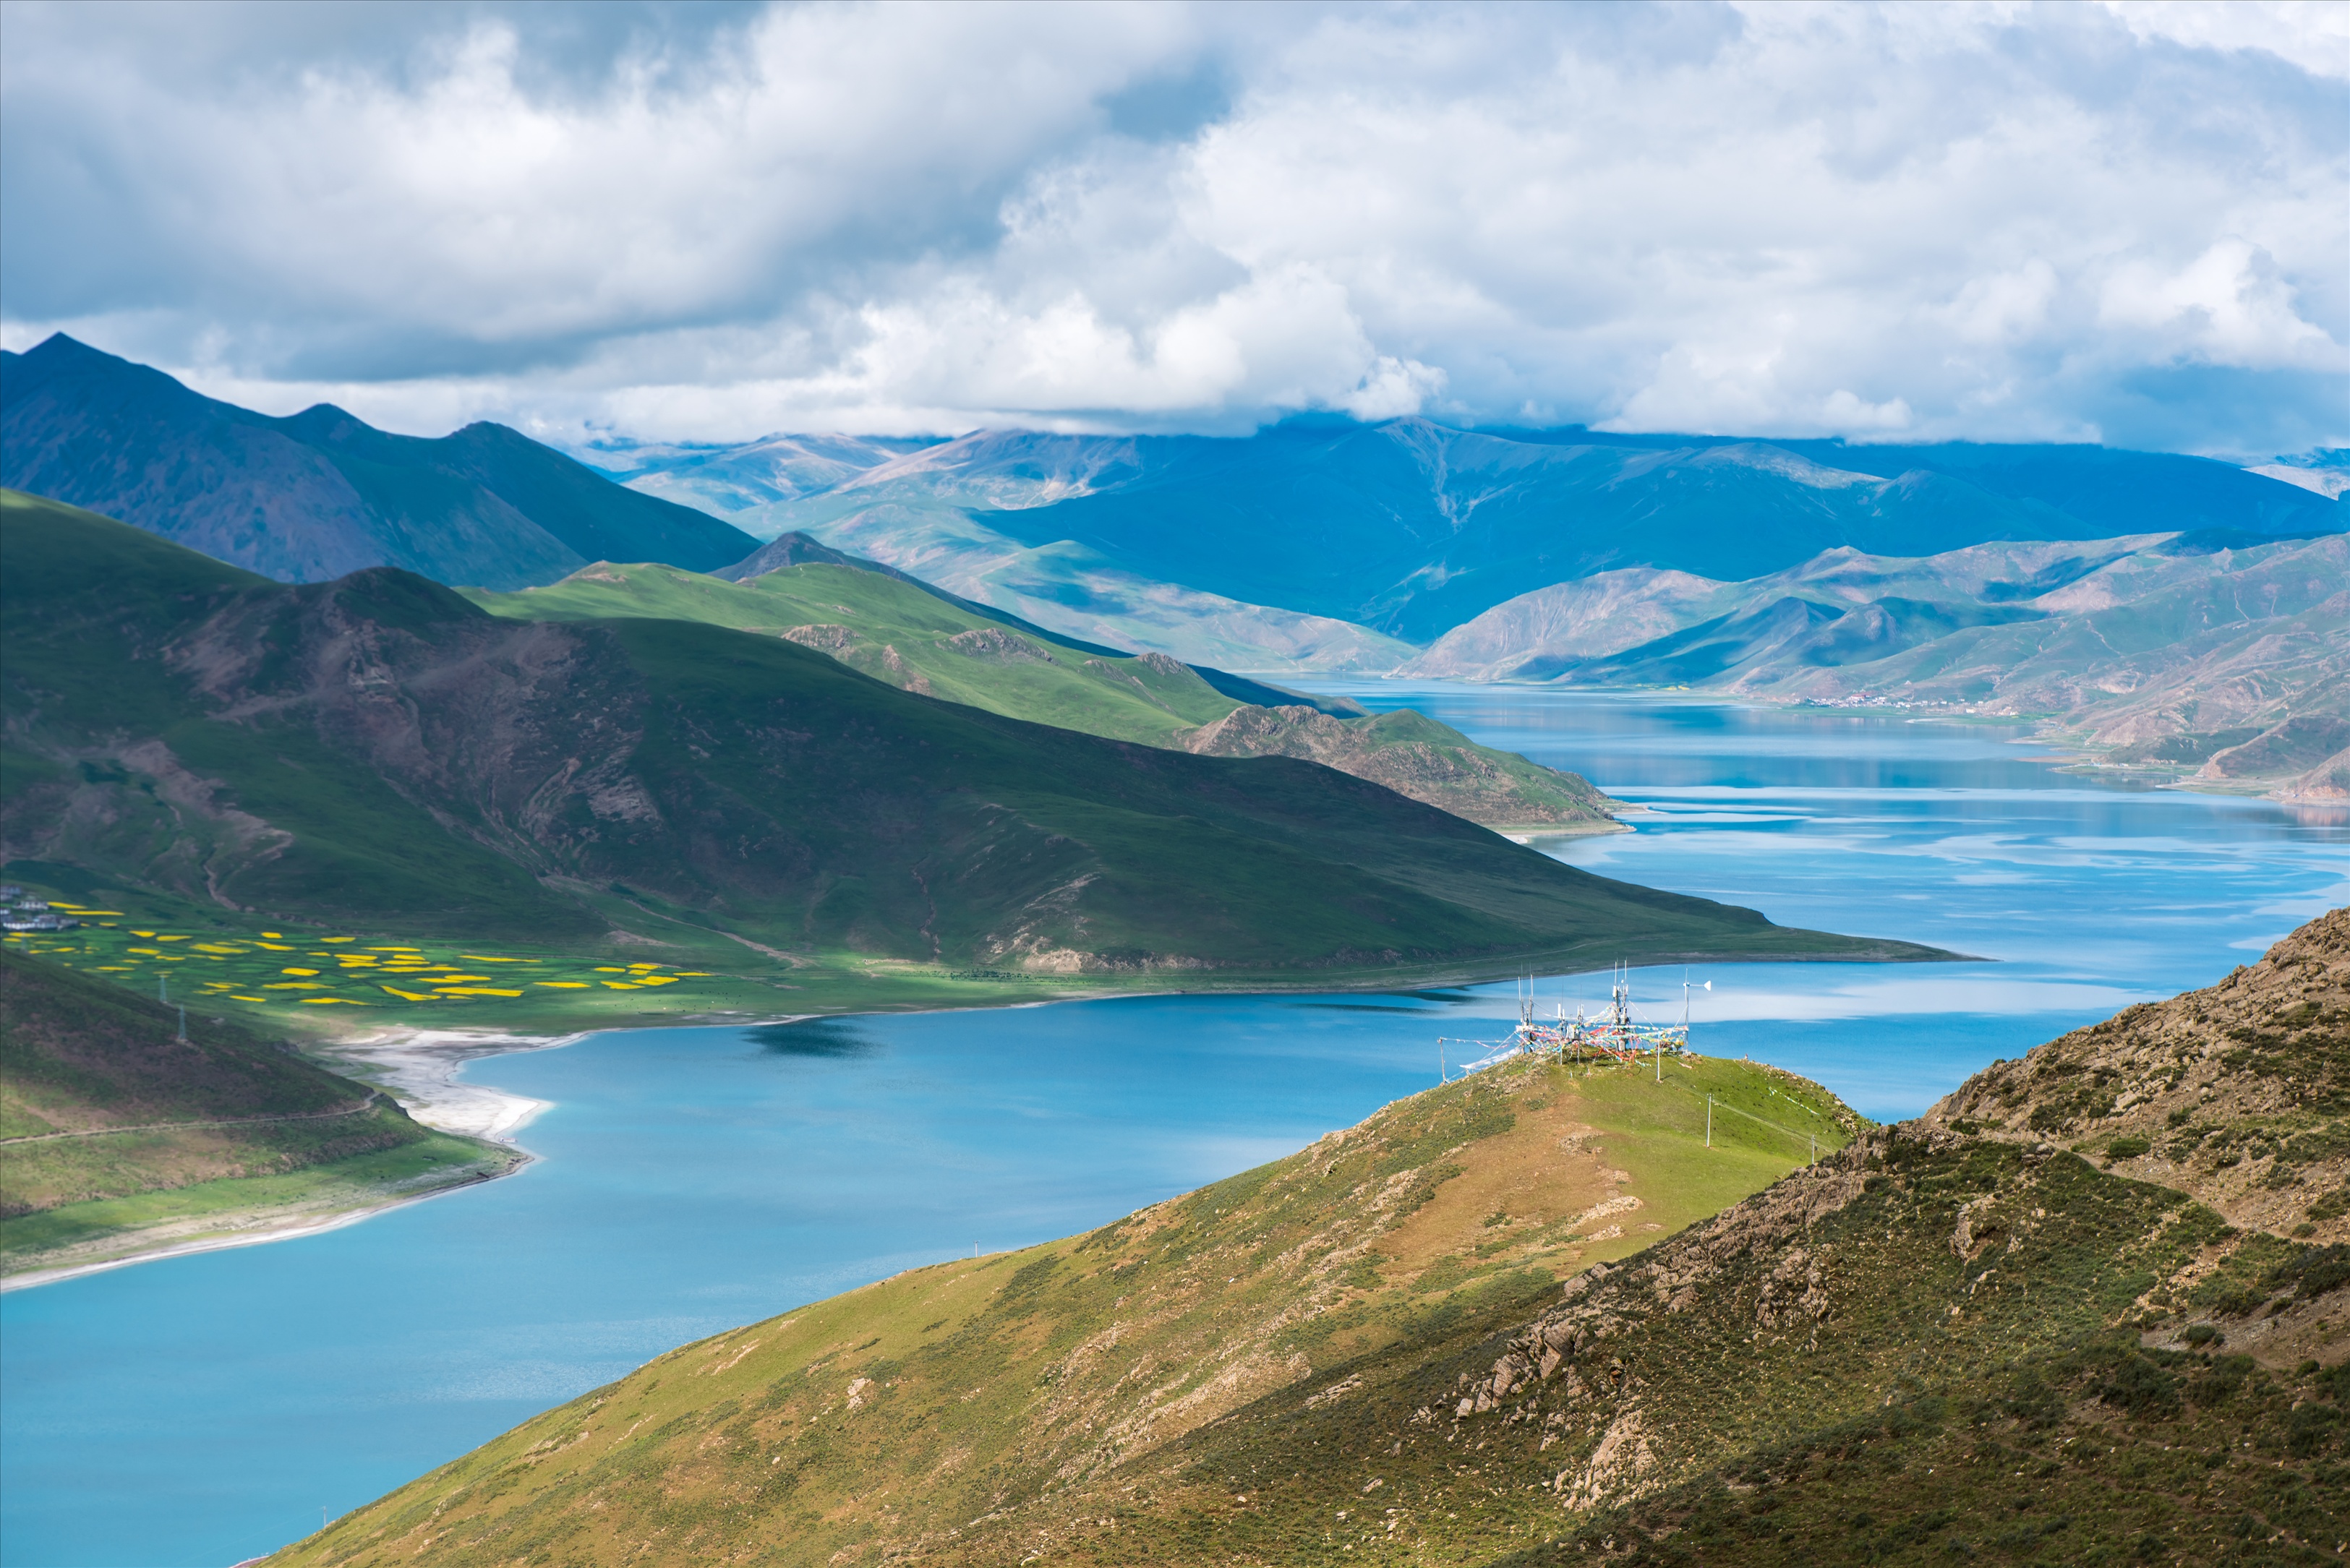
[1927,904,2350,1243]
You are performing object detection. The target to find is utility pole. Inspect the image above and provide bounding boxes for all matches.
[176,1004,187,1042]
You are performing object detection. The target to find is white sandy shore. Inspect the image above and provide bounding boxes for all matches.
[1,1029,581,1293]
[310,1027,586,1141]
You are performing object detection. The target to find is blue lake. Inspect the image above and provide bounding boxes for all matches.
[4,689,2344,1567]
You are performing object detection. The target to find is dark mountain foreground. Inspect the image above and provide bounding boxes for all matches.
[0,948,508,1280]
[0,334,758,589]
[1,492,1911,1008]
[274,909,2349,1567]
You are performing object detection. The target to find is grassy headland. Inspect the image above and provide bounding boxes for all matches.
[0,948,512,1282]
[270,911,2349,1567]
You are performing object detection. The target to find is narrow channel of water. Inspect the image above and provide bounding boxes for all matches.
[2,690,2341,1567]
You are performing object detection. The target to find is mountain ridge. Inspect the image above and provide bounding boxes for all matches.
[0,334,759,589]
[677,417,2339,647]
[468,558,1615,831]
[1,490,1913,982]
[1409,529,2350,797]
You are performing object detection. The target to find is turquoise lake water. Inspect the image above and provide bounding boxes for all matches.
[4,689,2344,1567]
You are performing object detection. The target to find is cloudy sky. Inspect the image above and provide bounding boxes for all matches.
[2,0,2343,453]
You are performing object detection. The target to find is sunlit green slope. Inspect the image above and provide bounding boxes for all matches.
[467,559,1620,831]
[0,948,509,1278]
[465,560,1239,746]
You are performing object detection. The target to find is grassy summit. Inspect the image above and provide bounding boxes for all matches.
[1,490,1927,1039]
[265,1049,1865,1566]
[274,912,2349,1566]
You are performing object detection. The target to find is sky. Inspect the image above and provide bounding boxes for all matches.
[1,0,2344,454]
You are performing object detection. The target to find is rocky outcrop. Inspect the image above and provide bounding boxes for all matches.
[2197,715,2350,784]
[2277,747,2350,802]
[1926,907,2350,1241]
[1178,705,1619,830]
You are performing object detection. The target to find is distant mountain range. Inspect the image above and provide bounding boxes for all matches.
[6,337,2337,787]
[581,432,936,515]
[0,335,758,588]
[1409,530,2350,800]
[624,419,2341,648]
[10,335,2333,667]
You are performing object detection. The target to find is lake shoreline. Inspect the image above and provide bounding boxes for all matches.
[0,1029,586,1293]
[13,685,2340,1568]
[1346,678,2337,807]
[0,929,1964,1295]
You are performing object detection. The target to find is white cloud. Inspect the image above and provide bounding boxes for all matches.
[1,0,2341,450]
[2093,0,2350,80]
[2099,237,2338,369]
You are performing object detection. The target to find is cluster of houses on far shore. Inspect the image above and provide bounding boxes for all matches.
[1,885,79,933]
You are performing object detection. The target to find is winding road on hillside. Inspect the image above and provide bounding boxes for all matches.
[0,1094,383,1146]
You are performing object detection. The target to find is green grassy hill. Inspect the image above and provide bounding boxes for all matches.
[463,559,1242,746]
[264,1048,1867,1567]
[272,912,2349,1567]
[0,948,508,1279]
[466,557,1618,830]
[0,491,1923,1043]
